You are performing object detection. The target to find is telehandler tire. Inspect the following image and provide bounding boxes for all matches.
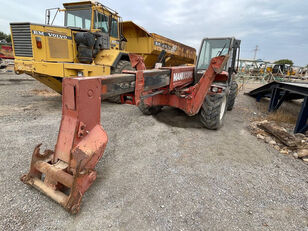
[108,60,136,103]
[199,93,227,130]
[226,81,238,111]
[138,100,162,115]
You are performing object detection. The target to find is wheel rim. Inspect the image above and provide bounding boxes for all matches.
[219,95,227,120]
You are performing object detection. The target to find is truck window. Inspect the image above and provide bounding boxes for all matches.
[65,9,91,30]
[95,12,109,33]
[110,18,118,38]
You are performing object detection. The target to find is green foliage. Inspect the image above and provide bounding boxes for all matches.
[0,31,11,43]
[6,34,11,43]
[274,59,294,66]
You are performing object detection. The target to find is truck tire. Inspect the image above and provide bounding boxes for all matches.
[199,93,227,130]
[138,100,162,115]
[108,60,135,103]
[226,81,238,111]
[113,60,135,74]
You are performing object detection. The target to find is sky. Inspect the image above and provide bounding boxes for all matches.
[1,0,307,66]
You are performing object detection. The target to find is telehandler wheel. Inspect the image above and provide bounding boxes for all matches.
[108,60,136,103]
[199,93,227,130]
[226,81,238,111]
[138,100,162,115]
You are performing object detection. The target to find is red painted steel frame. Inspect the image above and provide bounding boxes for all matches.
[134,55,229,116]
[128,53,146,71]
[168,66,194,90]
[21,78,108,214]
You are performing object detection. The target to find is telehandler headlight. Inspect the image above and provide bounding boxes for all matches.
[211,86,218,93]
[211,86,223,93]
[35,37,42,49]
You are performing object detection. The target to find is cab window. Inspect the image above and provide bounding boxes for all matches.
[197,39,230,70]
[110,18,118,38]
[95,12,109,33]
[65,9,91,30]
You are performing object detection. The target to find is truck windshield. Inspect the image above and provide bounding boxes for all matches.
[197,39,231,70]
[65,9,92,30]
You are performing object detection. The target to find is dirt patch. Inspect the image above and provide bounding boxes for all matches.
[30,89,59,97]
[266,109,298,124]
[254,100,300,124]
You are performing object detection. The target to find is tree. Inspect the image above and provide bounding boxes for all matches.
[6,34,11,43]
[0,32,6,40]
[0,31,11,43]
[274,59,294,66]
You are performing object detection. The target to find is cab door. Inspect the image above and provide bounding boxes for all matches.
[109,16,120,50]
[94,11,119,50]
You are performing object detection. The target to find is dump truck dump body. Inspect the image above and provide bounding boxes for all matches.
[122,21,196,68]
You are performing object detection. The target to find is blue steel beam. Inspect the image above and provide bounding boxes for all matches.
[294,96,308,134]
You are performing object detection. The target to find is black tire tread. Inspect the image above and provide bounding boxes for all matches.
[113,60,134,74]
[138,101,162,115]
[199,93,226,130]
[227,81,238,111]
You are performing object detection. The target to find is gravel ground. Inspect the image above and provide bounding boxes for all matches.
[0,73,307,231]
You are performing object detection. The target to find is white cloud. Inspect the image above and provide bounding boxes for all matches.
[1,0,307,65]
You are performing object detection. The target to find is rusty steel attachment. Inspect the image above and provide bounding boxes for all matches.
[21,78,108,214]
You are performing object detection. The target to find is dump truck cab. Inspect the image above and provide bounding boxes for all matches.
[63,1,122,49]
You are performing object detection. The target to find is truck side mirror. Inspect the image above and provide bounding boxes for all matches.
[45,9,51,25]
[120,34,127,42]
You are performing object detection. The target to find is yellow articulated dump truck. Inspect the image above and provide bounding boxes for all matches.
[10,1,196,94]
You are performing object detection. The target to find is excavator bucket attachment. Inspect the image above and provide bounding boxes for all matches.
[21,77,108,214]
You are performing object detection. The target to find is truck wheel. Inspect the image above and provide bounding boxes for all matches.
[113,60,135,74]
[227,81,238,111]
[199,93,227,130]
[138,100,162,115]
[109,60,135,103]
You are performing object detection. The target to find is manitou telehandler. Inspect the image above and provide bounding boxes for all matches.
[21,37,240,214]
[10,1,196,95]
